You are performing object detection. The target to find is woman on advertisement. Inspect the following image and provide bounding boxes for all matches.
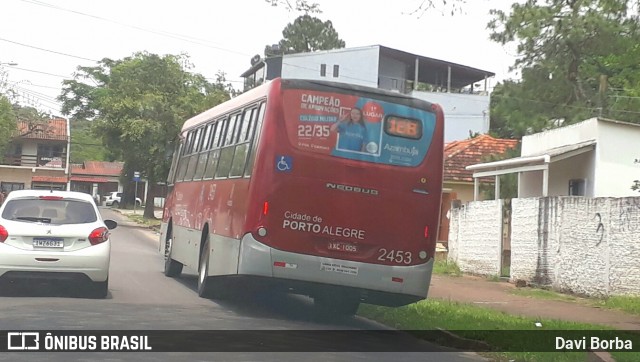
[330,107,368,152]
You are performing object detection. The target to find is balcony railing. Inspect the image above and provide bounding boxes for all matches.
[2,154,67,169]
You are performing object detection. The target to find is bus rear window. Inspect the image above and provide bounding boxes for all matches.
[283,89,436,167]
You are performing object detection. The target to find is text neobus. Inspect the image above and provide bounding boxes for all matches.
[282,211,365,240]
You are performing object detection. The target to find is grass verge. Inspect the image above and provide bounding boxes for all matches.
[358,300,640,362]
[432,256,462,277]
[122,212,162,229]
[510,288,640,317]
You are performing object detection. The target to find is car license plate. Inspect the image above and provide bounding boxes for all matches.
[327,241,357,253]
[33,238,64,248]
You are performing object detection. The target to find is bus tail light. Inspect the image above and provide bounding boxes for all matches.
[263,201,269,216]
[424,226,429,238]
[0,225,8,242]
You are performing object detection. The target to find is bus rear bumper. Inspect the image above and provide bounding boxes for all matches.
[238,234,433,306]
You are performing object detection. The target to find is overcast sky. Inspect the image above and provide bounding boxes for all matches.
[0,0,519,115]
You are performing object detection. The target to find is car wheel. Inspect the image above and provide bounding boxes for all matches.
[197,239,214,298]
[88,279,108,299]
[112,201,119,208]
[164,230,183,277]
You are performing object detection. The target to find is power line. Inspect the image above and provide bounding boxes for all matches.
[6,65,69,78]
[19,0,252,58]
[9,81,61,90]
[0,37,99,62]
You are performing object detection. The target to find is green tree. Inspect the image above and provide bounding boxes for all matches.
[69,119,110,163]
[487,0,640,133]
[58,52,233,218]
[480,143,521,200]
[0,95,17,155]
[266,14,345,56]
[12,104,50,122]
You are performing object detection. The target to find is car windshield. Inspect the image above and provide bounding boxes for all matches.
[1,198,98,225]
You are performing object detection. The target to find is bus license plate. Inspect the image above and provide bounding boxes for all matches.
[33,238,64,248]
[328,242,357,253]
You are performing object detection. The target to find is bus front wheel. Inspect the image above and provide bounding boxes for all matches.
[198,239,214,298]
[164,230,183,277]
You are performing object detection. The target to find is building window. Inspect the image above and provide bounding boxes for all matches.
[1,182,24,193]
[568,179,586,196]
[320,64,326,77]
[333,65,339,77]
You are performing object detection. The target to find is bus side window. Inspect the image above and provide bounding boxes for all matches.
[176,130,194,181]
[166,142,183,185]
[215,117,229,148]
[229,143,249,178]
[184,127,203,181]
[225,114,240,146]
[193,149,209,181]
[244,101,266,177]
[215,147,235,179]
[203,149,220,180]
[193,123,214,180]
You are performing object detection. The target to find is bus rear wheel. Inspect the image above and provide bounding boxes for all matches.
[164,230,183,277]
[313,292,361,317]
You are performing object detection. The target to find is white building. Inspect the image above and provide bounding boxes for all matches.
[466,118,640,199]
[241,45,495,142]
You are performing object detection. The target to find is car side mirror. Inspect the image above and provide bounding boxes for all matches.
[104,219,118,230]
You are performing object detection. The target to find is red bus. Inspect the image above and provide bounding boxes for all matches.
[160,78,444,315]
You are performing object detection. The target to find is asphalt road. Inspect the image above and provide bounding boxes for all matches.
[0,207,484,362]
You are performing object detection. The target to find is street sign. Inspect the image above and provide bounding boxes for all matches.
[133,171,141,182]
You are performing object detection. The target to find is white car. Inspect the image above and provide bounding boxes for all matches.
[105,191,142,208]
[0,190,117,298]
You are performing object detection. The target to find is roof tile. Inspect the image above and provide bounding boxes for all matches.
[17,118,68,141]
[71,161,124,177]
[444,134,518,183]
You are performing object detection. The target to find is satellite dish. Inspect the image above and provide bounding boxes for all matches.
[250,54,261,66]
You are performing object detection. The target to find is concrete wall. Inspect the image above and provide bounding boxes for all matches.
[547,151,596,197]
[443,182,476,204]
[447,200,502,275]
[594,120,640,197]
[449,196,640,297]
[521,118,598,156]
[411,91,490,142]
[281,46,379,88]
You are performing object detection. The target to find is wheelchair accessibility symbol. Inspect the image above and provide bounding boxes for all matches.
[276,155,292,173]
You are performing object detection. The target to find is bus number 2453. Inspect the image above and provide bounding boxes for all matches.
[377,248,412,265]
[298,125,330,138]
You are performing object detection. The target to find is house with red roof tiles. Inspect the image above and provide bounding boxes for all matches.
[69,161,124,202]
[0,118,71,193]
[467,117,640,199]
[439,134,518,244]
[69,161,151,205]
